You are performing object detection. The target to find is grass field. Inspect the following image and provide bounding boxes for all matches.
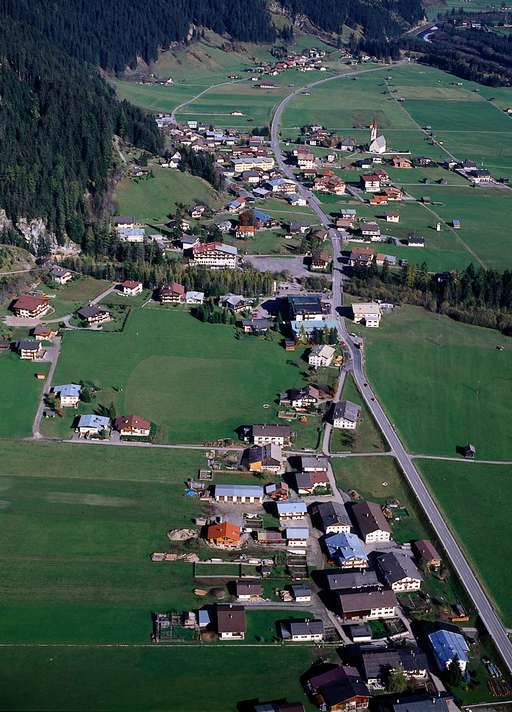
[41,277,111,320]
[114,166,220,225]
[52,308,315,444]
[0,352,49,438]
[330,374,388,453]
[355,304,512,460]
[419,459,512,626]
[0,646,317,711]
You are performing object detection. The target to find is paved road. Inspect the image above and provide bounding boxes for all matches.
[270,72,512,673]
[32,337,62,439]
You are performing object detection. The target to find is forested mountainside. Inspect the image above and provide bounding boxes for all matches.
[0,0,275,72]
[280,0,423,39]
[0,0,423,74]
[0,19,162,246]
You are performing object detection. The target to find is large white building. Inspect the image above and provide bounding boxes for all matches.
[332,400,361,430]
[190,242,238,269]
[308,344,336,368]
[352,303,381,328]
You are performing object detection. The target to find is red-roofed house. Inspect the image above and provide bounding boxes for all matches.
[119,280,143,296]
[12,295,50,319]
[206,521,241,546]
[114,415,151,437]
[160,283,185,304]
[236,224,256,239]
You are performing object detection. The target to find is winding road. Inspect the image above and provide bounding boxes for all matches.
[270,69,512,673]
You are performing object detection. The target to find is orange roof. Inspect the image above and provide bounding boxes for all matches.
[206,521,241,541]
[114,415,151,431]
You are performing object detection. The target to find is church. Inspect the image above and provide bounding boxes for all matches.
[368,119,386,154]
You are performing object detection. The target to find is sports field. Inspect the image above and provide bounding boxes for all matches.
[356,304,512,460]
[52,308,312,444]
[419,459,512,626]
[0,352,49,438]
[114,166,220,225]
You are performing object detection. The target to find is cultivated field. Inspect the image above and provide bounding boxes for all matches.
[51,308,316,445]
[355,304,512,460]
[419,458,512,626]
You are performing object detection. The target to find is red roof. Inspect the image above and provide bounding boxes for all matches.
[352,246,375,256]
[193,241,221,254]
[13,295,48,311]
[237,225,255,233]
[161,282,185,296]
[121,280,142,289]
[207,521,241,541]
[114,415,151,431]
[361,174,381,182]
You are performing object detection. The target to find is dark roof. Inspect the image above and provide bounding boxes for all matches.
[351,501,391,538]
[252,424,292,439]
[413,539,441,563]
[332,400,361,423]
[235,579,262,595]
[375,552,423,586]
[77,305,109,319]
[324,570,381,592]
[320,678,369,707]
[391,694,450,712]
[310,501,350,532]
[361,647,428,681]
[16,340,41,351]
[339,589,397,614]
[289,619,323,636]
[216,604,246,633]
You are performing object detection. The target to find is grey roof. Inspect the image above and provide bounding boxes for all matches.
[252,424,291,439]
[77,305,109,319]
[77,414,110,429]
[289,619,323,636]
[325,570,381,592]
[351,501,391,538]
[333,400,361,423]
[300,455,329,471]
[361,647,429,681]
[413,539,441,563]
[214,484,263,498]
[391,695,450,712]
[291,584,311,598]
[375,552,423,586]
[17,340,40,350]
[235,579,262,595]
[310,501,350,532]
[277,500,307,516]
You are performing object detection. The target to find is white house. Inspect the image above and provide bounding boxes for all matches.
[332,400,361,429]
[351,501,391,544]
[281,619,324,642]
[352,303,381,328]
[76,414,111,437]
[53,383,81,407]
[185,291,205,305]
[119,280,143,296]
[308,344,336,368]
[285,527,309,548]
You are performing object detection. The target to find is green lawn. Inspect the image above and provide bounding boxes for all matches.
[41,277,112,320]
[114,165,220,225]
[419,458,512,626]
[0,646,317,711]
[0,352,49,438]
[52,308,314,444]
[356,304,512,460]
[330,374,388,454]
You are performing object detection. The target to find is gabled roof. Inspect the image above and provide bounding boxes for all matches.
[324,570,380,592]
[333,400,361,423]
[216,604,246,633]
[206,521,240,541]
[310,501,350,531]
[77,414,110,429]
[375,551,423,585]
[428,629,469,666]
[53,384,81,398]
[113,415,151,431]
[214,484,264,498]
[351,501,391,537]
[13,295,48,311]
[277,500,307,516]
[324,532,367,563]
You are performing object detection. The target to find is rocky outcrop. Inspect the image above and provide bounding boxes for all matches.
[0,209,60,253]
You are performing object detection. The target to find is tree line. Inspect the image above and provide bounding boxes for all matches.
[348,262,512,335]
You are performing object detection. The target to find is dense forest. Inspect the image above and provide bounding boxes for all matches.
[348,262,512,335]
[0,0,275,72]
[280,0,423,39]
[0,19,162,245]
[405,25,512,86]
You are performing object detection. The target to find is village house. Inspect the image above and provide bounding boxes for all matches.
[288,194,307,207]
[77,305,111,325]
[391,156,412,169]
[428,629,469,674]
[76,414,111,437]
[332,400,361,430]
[310,251,332,271]
[361,647,428,687]
[470,169,492,184]
[241,318,271,334]
[351,303,381,328]
[360,222,381,241]
[338,589,398,621]
[293,470,329,495]
[236,224,256,239]
[375,551,423,592]
[159,283,185,304]
[279,385,329,411]
[50,266,73,285]
[185,291,205,305]
[119,280,143,296]
[214,484,264,504]
[277,500,308,521]
[407,234,425,248]
[32,325,58,340]
[348,246,375,268]
[351,501,391,543]
[113,415,151,438]
[313,174,346,195]
[206,521,241,547]
[220,293,252,313]
[235,579,262,601]
[339,137,357,151]
[216,604,246,640]
[386,213,400,223]
[310,501,351,535]
[12,295,50,319]
[53,383,81,407]
[232,156,275,173]
[117,226,145,243]
[305,665,370,712]
[189,241,238,269]
[112,216,140,230]
[285,526,309,548]
[308,344,336,368]
[251,424,292,446]
[16,340,45,360]
[413,539,442,570]
[189,205,206,219]
[324,570,382,594]
[280,619,324,642]
[324,532,368,569]
[360,174,381,192]
[296,148,316,170]
[291,584,311,603]
[264,481,289,502]
[245,444,284,475]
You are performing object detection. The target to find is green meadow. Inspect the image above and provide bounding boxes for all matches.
[0,352,49,438]
[356,304,512,460]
